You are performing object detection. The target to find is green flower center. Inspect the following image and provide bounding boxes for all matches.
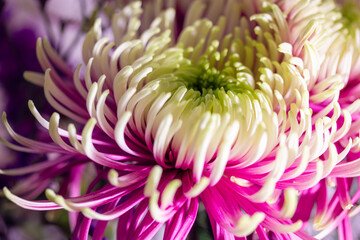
[174,57,255,97]
[179,65,254,94]
[340,1,360,30]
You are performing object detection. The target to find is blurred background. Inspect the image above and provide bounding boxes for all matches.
[0,0,96,239]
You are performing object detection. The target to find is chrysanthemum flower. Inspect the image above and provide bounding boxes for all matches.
[1,1,359,239]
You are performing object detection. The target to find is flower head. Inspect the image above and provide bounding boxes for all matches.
[2,0,360,239]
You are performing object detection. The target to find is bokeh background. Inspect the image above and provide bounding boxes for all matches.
[0,0,96,239]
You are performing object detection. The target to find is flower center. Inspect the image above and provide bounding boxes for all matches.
[177,61,254,95]
[340,1,360,30]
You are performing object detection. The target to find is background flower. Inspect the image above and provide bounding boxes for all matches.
[0,0,112,238]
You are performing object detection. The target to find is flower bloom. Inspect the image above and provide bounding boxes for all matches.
[1,0,360,239]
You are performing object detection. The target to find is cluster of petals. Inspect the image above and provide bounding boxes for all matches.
[2,0,360,239]
[273,0,360,239]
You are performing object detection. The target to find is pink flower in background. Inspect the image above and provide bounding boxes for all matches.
[1,0,360,239]
[4,0,100,64]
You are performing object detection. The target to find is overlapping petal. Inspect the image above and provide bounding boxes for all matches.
[2,0,360,239]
